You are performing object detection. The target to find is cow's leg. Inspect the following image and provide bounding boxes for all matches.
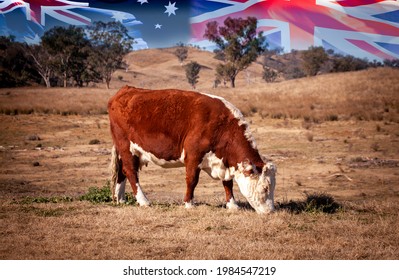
[118,142,150,207]
[114,158,127,203]
[131,155,150,207]
[223,180,240,210]
[184,163,201,209]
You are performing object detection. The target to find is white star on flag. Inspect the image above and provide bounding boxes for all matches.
[112,12,129,22]
[164,1,178,17]
[155,24,162,29]
[137,0,148,5]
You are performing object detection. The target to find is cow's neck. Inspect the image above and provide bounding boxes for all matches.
[217,123,264,170]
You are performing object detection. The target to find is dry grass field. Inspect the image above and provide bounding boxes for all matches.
[0,48,398,260]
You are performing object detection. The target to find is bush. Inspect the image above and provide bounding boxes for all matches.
[174,45,188,65]
[301,46,328,76]
[262,67,278,83]
[383,59,399,69]
[330,54,369,72]
[185,61,201,89]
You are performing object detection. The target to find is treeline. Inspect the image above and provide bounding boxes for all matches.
[2,17,398,89]
[175,17,398,89]
[0,21,133,89]
[262,46,399,83]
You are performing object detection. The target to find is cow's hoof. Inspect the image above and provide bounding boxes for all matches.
[184,201,195,209]
[138,200,150,207]
[226,199,240,211]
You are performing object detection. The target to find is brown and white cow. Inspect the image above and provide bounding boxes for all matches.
[108,86,276,214]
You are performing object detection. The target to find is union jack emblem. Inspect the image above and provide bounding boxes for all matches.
[190,0,399,61]
[0,0,146,48]
[0,0,90,25]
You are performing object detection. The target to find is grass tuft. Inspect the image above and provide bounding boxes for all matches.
[303,192,341,214]
[79,181,136,205]
[79,184,113,204]
[17,181,137,206]
[19,196,73,204]
[279,192,341,214]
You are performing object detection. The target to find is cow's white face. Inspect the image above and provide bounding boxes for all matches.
[234,161,276,214]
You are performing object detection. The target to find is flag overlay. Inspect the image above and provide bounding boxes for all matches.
[1,0,398,61]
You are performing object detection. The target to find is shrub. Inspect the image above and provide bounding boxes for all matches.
[262,67,278,83]
[174,45,188,65]
[301,46,328,76]
[185,61,201,89]
[383,59,399,69]
[330,54,369,72]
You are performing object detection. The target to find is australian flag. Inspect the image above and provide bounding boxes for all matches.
[190,0,399,61]
[1,0,399,61]
[0,0,191,49]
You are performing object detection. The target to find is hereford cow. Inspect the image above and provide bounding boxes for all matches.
[108,86,276,214]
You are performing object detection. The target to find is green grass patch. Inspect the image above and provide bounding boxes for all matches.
[79,185,113,203]
[17,181,136,206]
[20,196,74,204]
[279,192,341,214]
[78,181,136,205]
[34,208,64,217]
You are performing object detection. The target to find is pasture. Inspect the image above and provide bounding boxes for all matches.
[0,48,398,259]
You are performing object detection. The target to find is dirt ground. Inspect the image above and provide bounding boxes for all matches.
[1,112,398,259]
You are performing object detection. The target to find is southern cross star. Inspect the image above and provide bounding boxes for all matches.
[164,1,178,17]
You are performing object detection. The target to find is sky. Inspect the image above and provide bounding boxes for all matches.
[0,0,398,61]
[0,0,192,49]
[84,0,192,48]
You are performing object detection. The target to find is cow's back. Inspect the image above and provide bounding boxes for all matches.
[108,86,236,162]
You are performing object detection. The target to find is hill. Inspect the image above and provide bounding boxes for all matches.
[2,47,397,123]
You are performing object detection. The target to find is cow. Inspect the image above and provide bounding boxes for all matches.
[108,86,276,214]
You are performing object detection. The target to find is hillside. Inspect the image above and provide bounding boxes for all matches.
[113,46,264,90]
[2,47,397,124]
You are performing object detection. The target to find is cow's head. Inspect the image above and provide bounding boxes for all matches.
[234,160,276,214]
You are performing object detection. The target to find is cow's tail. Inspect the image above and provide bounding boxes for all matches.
[110,145,119,202]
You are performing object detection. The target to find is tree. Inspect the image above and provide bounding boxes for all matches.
[25,44,54,88]
[87,21,134,89]
[215,63,236,87]
[0,36,41,87]
[204,16,266,88]
[383,59,399,69]
[41,26,90,87]
[301,46,328,76]
[185,61,201,89]
[329,54,369,73]
[174,45,188,65]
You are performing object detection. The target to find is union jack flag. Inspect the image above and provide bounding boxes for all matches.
[190,0,399,61]
[0,0,147,48]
